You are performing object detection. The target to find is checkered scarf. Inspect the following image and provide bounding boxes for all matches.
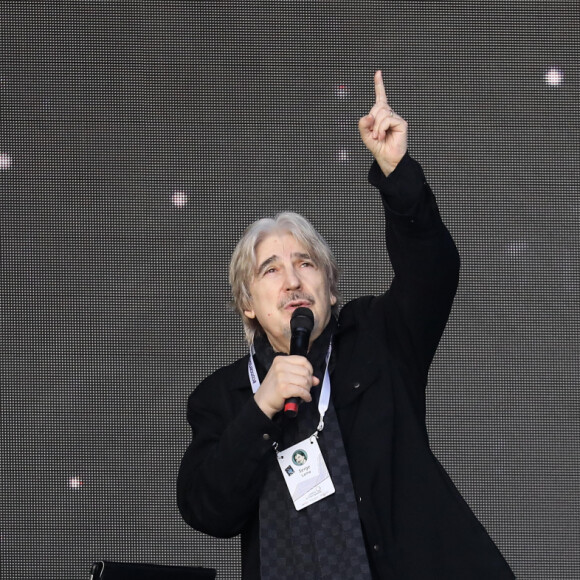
[253,322,372,580]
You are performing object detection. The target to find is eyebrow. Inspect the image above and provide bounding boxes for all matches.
[255,252,314,275]
[256,255,278,275]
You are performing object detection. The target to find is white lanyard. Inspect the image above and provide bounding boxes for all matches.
[248,343,332,433]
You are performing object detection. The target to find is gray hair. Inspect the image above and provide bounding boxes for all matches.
[229,212,340,344]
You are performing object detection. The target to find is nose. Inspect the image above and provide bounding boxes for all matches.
[284,266,301,290]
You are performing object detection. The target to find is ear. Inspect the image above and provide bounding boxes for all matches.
[244,308,256,319]
[330,293,337,306]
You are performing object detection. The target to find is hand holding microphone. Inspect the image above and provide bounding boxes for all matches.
[253,307,318,419]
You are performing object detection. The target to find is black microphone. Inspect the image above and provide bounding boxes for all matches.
[284,307,314,418]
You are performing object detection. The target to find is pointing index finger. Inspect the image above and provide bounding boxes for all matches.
[374,70,388,105]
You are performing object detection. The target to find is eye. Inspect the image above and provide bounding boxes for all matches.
[300,261,315,268]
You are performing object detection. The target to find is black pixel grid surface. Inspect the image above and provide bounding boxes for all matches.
[1,2,578,579]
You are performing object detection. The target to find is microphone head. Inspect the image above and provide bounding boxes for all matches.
[290,307,314,333]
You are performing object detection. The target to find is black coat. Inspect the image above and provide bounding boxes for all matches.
[177,155,515,579]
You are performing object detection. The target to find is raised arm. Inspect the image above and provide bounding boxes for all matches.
[358,71,460,395]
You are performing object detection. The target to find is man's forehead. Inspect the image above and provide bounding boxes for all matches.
[254,231,309,260]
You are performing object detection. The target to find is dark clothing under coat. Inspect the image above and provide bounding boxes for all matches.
[177,154,515,579]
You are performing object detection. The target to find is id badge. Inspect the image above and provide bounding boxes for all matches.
[276,436,335,511]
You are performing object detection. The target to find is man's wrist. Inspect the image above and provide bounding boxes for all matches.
[253,392,278,420]
[376,152,406,178]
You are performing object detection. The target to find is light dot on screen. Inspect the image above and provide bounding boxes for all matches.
[336,149,350,162]
[69,477,84,489]
[172,191,188,207]
[506,241,529,256]
[0,153,12,169]
[335,84,350,99]
[544,67,564,86]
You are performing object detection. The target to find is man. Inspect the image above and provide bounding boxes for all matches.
[177,71,514,579]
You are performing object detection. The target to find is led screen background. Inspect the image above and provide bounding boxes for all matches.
[1,2,579,578]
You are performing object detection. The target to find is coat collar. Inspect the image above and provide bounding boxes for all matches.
[227,304,381,404]
[251,317,337,383]
[229,355,253,391]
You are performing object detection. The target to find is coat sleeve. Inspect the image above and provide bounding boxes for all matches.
[176,361,281,538]
[367,153,460,388]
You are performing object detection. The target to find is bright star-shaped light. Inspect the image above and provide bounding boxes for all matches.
[0,153,12,169]
[172,191,188,207]
[544,67,564,87]
[69,477,84,489]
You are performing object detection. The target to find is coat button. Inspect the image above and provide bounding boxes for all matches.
[262,433,271,441]
[353,382,360,389]
[373,544,380,552]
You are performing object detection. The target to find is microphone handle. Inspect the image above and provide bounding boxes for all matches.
[284,328,310,417]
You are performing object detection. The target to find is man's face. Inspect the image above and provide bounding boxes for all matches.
[244,232,336,353]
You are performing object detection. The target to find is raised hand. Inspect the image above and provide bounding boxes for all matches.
[358,70,408,176]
